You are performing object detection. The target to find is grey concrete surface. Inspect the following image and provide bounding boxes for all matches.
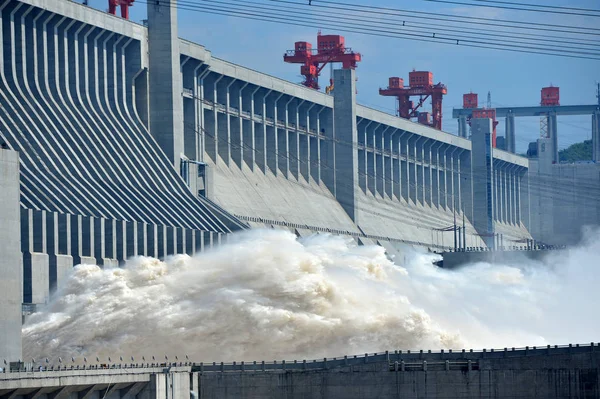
[0,366,192,399]
[1,346,597,398]
[529,155,600,246]
[147,0,184,169]
[333,69,360,223]
[0,149,22,363]
[470,118,496,248]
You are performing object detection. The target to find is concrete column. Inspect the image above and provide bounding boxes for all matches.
[218,78,236,166]
[422,139,431,207]
[593,111,600,162]
[511,165,518,225]
[458,116,468,138]
[93,217,105,266]
[431,143,442,208]
[368,123,380,196]
[519,167,529,229]
[198,68,211,162]
[256,89,271,173]
[448,146,459,213]
[456,149,465,214]
[320,107,335,193]
[333,68,359,223]
[310,106,325,183]
[505,112,516,154]
[0,150,22,362]
[401,134,412,203]
[393,131,405,201]
[246,86,260,170]
[116,220,126,265]
[278,96,293,178]
[508,167,514,225]
[503,166,509,224]
[231,81,247,168]
[386,129,396,199]
[182,60,202,163]
[500,165,506,223]
[547,112,558,163]
[56,213,74,290]
[147,0,184,169]
[471,118,495,248]
[204,74,222,163]
[22,208,50,306]
[268,92,284,175]
[460,149,473,221]
[300,103,315,181]
[493,165,499,222]
[361,121,372,193]
[439,147,447,210]
[375,126,388,197]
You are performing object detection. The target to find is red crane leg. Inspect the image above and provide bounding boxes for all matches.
[431,92,443,130]
[108,1,117,15]
[120,3,129,19]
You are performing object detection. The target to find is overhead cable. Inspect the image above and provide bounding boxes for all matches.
[177,0,600,49]
[309,0,600,34]
[137,0,600,60]
[420,0,600,17]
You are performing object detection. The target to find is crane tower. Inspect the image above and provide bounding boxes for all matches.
[379,70,447,130]
[108,0,135,19]
[284,32,361,91]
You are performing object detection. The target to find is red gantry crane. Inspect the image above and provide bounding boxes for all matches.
[379,70,447,130]
[284,32,361,92]
[108,0,134,19]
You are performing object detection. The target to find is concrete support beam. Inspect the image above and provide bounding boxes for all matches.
[310,106,324,183]
[268,93,283,175]
[360,121,371,193]
[460,149,473,221]
[547,112,558,163]
[471,118,495,248]
[320,108,335,193]
[505,113,516,154]
[593,111,600,162]
[278,97,293,178]
[0,149,22,362]
[333,68,359,223]
[458,115,468,138]
[22,208,50,305]
[48,212,73,293]
[147,0,184,169]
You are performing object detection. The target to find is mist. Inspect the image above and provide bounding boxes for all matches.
[22,228,600,362]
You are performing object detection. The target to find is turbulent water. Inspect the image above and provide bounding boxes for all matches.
[22,228,600,362]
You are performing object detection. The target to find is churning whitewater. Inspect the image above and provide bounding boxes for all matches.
[23,228,600,362]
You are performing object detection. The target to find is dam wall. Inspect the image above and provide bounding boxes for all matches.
[197,52,531,250]
[0,0,532,251]
[1,345,598,398]
[0,0,534,361]
[0,149,22,363]
[529,140,600,246]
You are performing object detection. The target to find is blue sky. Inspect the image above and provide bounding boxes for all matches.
[97,0,597,153]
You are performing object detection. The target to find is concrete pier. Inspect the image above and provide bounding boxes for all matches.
[0,149,22,362]
[1,345,598,399]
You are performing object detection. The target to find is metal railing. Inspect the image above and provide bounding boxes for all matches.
[1,343,595,374]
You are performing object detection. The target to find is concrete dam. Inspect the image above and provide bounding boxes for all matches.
[1,345,599,398]
[0,0,599,397]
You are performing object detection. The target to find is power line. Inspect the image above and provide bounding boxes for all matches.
[139,0,600,60]
[309,0,600,34]
[420,0,600,17]
[463,0,600,13]
[177,0,600,50]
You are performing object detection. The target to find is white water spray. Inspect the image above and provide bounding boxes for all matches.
[22,228,600,361]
